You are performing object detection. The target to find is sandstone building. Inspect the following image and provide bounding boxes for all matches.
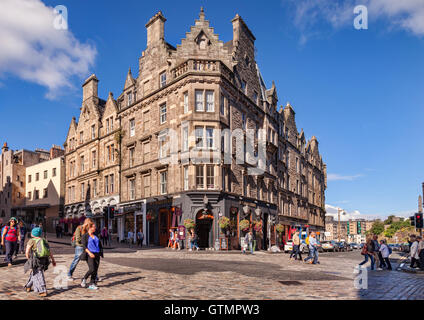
[64,9,327,248]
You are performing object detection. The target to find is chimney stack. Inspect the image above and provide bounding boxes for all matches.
[145,11,166,47]
[82,74,99,102]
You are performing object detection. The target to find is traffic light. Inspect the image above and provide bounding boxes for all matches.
[103,207,108,217]
[411,216,416,226]
[357,221,361,234]
[415,213,423,229]
[109,207,115,219]
[347,222,350,234]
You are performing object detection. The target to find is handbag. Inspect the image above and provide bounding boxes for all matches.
[361,245,368,255]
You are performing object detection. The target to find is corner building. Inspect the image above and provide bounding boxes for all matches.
[66,9,327,248]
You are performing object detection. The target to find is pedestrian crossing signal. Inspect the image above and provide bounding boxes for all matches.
[415,213,423,229]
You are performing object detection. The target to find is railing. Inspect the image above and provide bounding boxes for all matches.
[170,59,234,83]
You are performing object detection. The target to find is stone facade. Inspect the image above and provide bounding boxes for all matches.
[63,75,120,234]
[64,8,327,247]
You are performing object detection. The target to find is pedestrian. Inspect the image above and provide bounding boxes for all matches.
[1,217,21,267]
[358,238,370,268]
[419,236,424,271]
[290,230,302,261]
[243,230,254,254]
[16,220,27,255]
[372,235,384,270]
[304,232,319,264]
[67,218,93,281]
[23,227,56,297]
[101,227,108,247]
[80,221,103,290]
[55,224,61,238]
[127,230,134,248]
[173,229,181,250]
[379,240,392,270]
[137,229,144,248]
[189,229,200,251]
[168,228,174,249]
[410,235,420,269]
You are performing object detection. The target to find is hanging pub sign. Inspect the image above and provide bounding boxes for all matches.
[177,225,186,240]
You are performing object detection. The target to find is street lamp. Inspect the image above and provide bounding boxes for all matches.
[337,208,347,242]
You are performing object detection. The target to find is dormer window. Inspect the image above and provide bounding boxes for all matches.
[160,72,167,88]
[241,80,247,94]
[127,92,133,107]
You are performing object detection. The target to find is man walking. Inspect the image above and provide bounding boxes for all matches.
[67,219,91,281]
[304,232,319,264]
[290,230,302,261]
[410,235,420,269]
[379,240,392,270]
[372,235,383,270]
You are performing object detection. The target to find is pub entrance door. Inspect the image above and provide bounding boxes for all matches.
[196,210,213,248]
[159,208,171,247]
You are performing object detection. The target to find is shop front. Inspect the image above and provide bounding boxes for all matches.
[117,200,146,244]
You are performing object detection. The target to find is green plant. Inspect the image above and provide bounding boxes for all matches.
[276,224,284,234]
[239,219,250,232]
[184,219,195,231]
[218,216,230,230]
[253,220,262,234]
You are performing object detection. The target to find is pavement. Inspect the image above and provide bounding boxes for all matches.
[0,243,422,300]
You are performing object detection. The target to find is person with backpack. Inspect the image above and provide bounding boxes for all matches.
[23,227,56,297]
[15,220,27,255]
[80,221,103,290]
[1,217,21,267]
[67,218,93,281]
[379,240,392,270]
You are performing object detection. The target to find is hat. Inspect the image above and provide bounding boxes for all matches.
[31,227,42,238]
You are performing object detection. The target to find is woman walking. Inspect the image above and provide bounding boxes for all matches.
[24,227,56,297]
[80,222,103,290]
[359,238,375,270]
[2,217,21,267]
[189,229,200,251]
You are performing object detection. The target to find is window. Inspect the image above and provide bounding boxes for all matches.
[106,119,110,134]
[160,103,167,124]
[253,91,258,105]
[129,119,135,137]
[91,125,95,139]
[28,175,32,183]
[196,165,204,189]
[129,147,135,167]
[44,170,48,179]
[143,142,150,163]
[17,192,21,199]
[296,158,299,173]
[36,173,39,181]
[110,174,114,193]
[241,80,246,93]
[28,191,32,200]
[80,156,85,173]
[110,117,114,131]
[220,94,225,115]
[35,190,39,200]
[107,145,115,163]
[129,178,136,200]
[195,90,204,111]
[81,183,85,200]
[92,151,97,168]
[43,188,48,198]
[52,168,57,177]
[144,175,150,197]
[160,72,167,88]
[206,127,214,149]
[93,179,97,197]
[183,92,189,114]
[195,127,204,149]
[105,176,109,194]
[80,131,84,144]
[206,90,214,112]
[143,111,150,131]
[160,171,167,195]
[183,166,189,191]
[182,126,189,152]
[127,92,133,106]
[207,165,214,189]
[242,113,247,130]
[159,135,167,159]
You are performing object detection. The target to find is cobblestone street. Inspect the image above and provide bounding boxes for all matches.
[0,242,422,300]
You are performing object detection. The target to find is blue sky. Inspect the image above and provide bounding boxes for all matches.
[1,0,424,219]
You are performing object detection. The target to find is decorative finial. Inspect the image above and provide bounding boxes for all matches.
[199,6,205,20]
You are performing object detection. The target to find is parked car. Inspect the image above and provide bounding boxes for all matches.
[321,240,336,252]
[330,241,343,252]
[350,243,360,249]
[400,243,410,253]
[284,241,293,253]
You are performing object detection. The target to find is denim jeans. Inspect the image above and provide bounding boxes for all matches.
[68,246,84,277]
[369,253,375,270]
[359,253,369,266]
[5,241,17,264]
[249,242,253,254]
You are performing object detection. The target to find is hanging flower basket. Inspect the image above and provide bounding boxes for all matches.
[253,220,263,234]
[276,224,284,234]
[146,210,157,222]
[239,219,250,232]
[218,216,230,230]
[184,218,195,231]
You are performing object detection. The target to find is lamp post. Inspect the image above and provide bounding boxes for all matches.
[337,208,346,242]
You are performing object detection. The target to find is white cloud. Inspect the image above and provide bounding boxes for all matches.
[327,173,363,181]
[284,0,424,43]
[326,204,416,221]
[0,0,96,99]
